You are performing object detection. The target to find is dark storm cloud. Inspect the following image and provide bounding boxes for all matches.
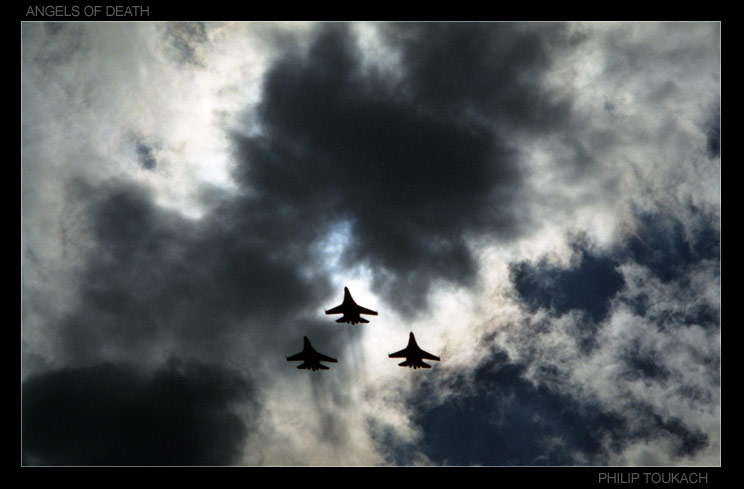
[232,23,571,314]
[22,360,254,465]
[57,180,334,366]
[383,22,574,130]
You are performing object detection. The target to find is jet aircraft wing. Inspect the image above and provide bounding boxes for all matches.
[355,305,378,316]
[388,348,408,358]
[315,352,338,363]
[325,305,344,315]
[286,352,305,362]
[419,350,440,361]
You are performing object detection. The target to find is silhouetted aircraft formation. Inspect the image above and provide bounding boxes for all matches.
[287,287,440,372]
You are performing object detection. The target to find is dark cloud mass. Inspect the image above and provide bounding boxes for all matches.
[385,22,573,130]
[57,180,334,366]
[232,24,570,314]
[22,360,254,465]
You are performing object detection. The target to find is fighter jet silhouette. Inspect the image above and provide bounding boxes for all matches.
[325,287,378,325]
[286,337,338,371]
[388,332,440,369]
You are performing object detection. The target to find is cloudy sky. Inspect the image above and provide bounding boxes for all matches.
[21,21,720,466]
